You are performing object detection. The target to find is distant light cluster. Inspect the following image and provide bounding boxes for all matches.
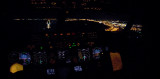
[65,18,143,32]
[130,24,143,32]
[13,18,142,32]
[84,7,102,10]
[65,18,127,32]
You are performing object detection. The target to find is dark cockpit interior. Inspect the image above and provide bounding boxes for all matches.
[1,0,151,79]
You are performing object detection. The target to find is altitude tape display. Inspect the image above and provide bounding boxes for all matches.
[78,48,90,61]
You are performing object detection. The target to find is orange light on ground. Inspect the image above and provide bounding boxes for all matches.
[110,52,123,71]
[111,28,119,31]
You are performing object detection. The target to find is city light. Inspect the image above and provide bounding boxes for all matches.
[65,18,128,32]
[130,24,143,32]
[13,18,142,32]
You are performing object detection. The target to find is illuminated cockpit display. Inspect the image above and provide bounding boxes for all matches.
[19,52,31,65]
[33,51,47,64]
[78,48,90,62]
[92,47,103,60]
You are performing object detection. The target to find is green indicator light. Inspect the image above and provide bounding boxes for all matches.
[73,43,75,45]
[72,45,76,47]
[69,47,72,48]
[40,60,43,64]
[40,46,43,50]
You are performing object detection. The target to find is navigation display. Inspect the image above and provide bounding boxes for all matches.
[78,48,90,62]
[92,47,102,59]
[33,51,47,64]
[19,52,31,65]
